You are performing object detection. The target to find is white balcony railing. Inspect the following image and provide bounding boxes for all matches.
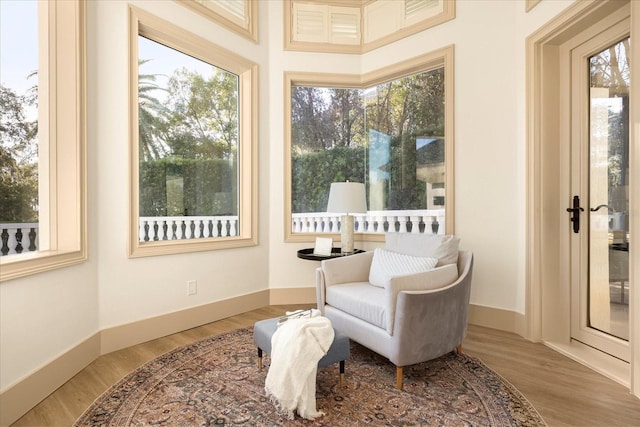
[292,209,445,235]
[139,216,239,242]
[0,223,39,256]
[2,210,444,256]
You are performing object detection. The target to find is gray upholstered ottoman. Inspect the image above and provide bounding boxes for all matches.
[253,317,350,386]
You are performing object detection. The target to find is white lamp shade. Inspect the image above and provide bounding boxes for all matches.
[326,182,367,214]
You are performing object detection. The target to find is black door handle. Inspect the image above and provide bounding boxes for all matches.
[566,195,584,233]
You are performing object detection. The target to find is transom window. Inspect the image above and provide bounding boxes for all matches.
[285,46,454,242]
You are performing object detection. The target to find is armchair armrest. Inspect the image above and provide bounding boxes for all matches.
[385,264,458,335]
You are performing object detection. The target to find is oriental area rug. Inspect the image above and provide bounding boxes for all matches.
[75,327,546,426]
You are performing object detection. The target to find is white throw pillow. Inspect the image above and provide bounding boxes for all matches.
[369,248,438,288]
[384,233,460,266]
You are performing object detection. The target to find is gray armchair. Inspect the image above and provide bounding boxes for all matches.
[316,237,473,389]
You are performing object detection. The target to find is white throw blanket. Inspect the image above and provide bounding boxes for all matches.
[264,313,334,420]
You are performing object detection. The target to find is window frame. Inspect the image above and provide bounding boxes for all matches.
[128,6,258,258]
[0,0,87,282]
[284,45,454,243]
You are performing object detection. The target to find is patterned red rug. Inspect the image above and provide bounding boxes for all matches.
[75,327,546,426]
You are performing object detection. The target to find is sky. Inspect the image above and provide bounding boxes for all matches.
[0,0,38,95]
[0,0,219,99]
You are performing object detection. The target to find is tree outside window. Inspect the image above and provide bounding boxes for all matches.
[289,64,448,237]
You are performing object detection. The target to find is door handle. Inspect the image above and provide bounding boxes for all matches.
[566,195,584,233]
[590,204,609,212]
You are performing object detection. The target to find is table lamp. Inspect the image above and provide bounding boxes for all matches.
[327,181,367,254]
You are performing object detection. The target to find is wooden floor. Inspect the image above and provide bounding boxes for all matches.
[13,305,640,426]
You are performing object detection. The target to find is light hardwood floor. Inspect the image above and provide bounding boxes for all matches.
[12,305,640,426]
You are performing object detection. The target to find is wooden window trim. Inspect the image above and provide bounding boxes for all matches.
[127,6,259,258]
[284,45,455,242]
[0,0,88,282]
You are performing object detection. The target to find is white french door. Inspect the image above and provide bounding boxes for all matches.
[569,18,630,362]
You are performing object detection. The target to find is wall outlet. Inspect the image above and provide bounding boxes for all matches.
[187,280,197,296]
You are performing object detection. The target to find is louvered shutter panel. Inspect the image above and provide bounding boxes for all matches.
[403,0,442,27]
[330,7,360,45]
[292,3,329,43]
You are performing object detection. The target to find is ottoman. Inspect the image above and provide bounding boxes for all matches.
[253,317,350,386]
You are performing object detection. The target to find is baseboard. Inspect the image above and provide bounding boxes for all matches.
[0,333,101,427]
[100,289,270,354]
[0,290,270,426]
[468,303,525,335]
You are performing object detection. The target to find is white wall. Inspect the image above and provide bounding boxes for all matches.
[268,0,576,316]
[92,0,272,330]
[1,0,583,399]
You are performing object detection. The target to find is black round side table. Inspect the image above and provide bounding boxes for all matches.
[297,247,365,261]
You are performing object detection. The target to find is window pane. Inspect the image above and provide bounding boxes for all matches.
[290,66,445,235]
[138,36,239,242]
[0,0,39,256]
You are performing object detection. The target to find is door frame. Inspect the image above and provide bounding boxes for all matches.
[526,0,639,396]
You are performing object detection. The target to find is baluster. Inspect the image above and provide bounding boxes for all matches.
[198,220,205,238]
[212,220,220,237]
[431,216,440,234]
[208,220,214,238]
[383,216,392,233]
[410,216,421,233]
[170,221,177,240]
[162,221,168,240]
[15,228,23,254]
[189,220,196,239]
[1,229,9,255]
[229,219,237,236]
[143,221,150,241]
[180,221,187,239]
[397,216,408,233]
[28,228,37,251]
[300,218,309,233]
[152,221,159,241]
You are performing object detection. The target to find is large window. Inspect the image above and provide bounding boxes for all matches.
[128,6,258,257]
[285,46,454,242]
[0,0,86,281]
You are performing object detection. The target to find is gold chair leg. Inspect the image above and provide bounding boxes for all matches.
[396,366,403,389]
[456,344,463,354]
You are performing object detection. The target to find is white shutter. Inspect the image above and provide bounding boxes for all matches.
[330,7,360,45]
[363,0,402,43]
[292,3,329,43]
[193,0,248,29]
[403,0,442,27]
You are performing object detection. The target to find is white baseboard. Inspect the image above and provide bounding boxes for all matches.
[100,290,270,354]
[468,303,525,334]
[0,289,525,426]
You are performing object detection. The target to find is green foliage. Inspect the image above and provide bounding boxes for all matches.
[292,147,365,213]
[0,85,38,222]
[139,157,237,217]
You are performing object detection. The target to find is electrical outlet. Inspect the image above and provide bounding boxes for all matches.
[187,280,197,296]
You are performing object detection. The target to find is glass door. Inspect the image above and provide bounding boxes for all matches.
[569,21,630,362]
[588,37,630,342]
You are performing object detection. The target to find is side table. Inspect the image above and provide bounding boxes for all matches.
[297,247,364,261]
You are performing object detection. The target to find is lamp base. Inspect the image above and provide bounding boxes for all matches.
[340,214,355,254]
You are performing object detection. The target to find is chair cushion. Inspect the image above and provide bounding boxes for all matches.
[326,282,386,330]
[369,248,438,288]
[385,233,460,266]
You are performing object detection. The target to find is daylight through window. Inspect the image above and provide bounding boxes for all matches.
[286,48,453,241]
[129,7,257,257]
